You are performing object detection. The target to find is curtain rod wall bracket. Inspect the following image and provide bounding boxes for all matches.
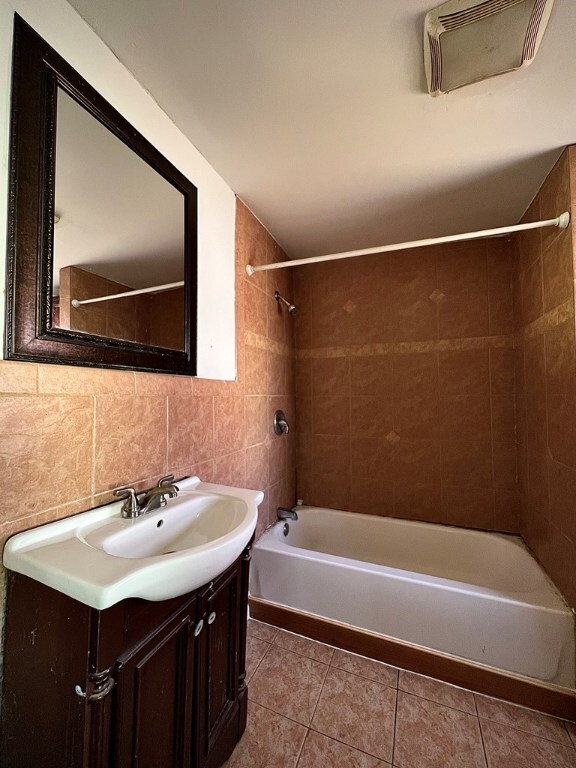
[246,212,571,276]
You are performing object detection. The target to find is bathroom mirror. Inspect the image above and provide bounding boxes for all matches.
[5,16,198,374]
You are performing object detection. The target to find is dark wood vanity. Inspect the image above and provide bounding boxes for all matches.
[1,547,251,768]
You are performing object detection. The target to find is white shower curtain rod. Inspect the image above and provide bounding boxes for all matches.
[71,280,184,308]
[245,212,570,276]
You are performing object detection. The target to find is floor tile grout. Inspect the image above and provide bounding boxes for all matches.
[476,715,490,768]
[306,725,395,766]
[245,620,576,768]
[477,716,576,748]
[245,639,272,684]
[390,683,400,767]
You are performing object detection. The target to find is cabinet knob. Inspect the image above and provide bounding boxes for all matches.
[194,619,204,637]
[208,611,216,625]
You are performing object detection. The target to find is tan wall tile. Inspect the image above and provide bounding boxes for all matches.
[213,449,247,487]
[489,348,515,396]
[540,151,570,252]
[517,197,542,272]
[39,364,135,395]
[393,482,441,522]
[350,437,394,481]
[438,350,489,396]
[441,486,494,529]
[390,249,438,341]
[134,371,192,396]
[311,357,350,397]
[542,228,573,313]
[0,396,93,517]
[350,357,392,397]
[0,361,38,394]
[245,396,268,447]
[487,241,515,335]
[168,395,214,469]
[494,490,521,533]
[393,438,441,484]
[350,476,394,516]
[441,440,493,488]
[94,396,167,492]
[313,435,350,476]
[214,396,245,457]
[312,396,350,436]
[312,471,350,510]
[246,442,269,491]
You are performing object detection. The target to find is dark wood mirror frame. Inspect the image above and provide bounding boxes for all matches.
[5,15,198,375]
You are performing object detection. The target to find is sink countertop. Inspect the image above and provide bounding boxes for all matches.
[3,477,263,609]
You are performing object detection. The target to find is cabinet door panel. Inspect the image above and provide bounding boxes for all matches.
[208,578,238,732]
[113,599,197,768]
[198,564,242,766]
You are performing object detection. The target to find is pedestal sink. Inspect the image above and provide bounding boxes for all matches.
[3,477,263,609]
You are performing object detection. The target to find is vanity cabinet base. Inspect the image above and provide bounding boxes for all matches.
[1,548,251,768]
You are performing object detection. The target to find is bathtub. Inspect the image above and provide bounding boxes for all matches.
[250,507,575,688]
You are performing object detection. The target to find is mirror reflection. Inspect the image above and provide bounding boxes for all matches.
[52,88,185,351]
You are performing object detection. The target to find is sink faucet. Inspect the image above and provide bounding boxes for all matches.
[277,506,298,521]
[114,475,179,519]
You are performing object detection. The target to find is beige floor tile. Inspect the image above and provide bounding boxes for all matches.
[274,628,335,664]
[311,666,396,763]
[480,719,576,768]
[394,690,486,768]
[331,648,398,688]
[296,730,391,767]
[247,618,279,643]
[249,646,328,725]
[224,702,306,768]
[245,636,270,683]
[474,694,572,745]
[399,670,476,714]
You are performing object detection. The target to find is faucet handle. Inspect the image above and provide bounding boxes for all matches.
[159,474,175,486]
[113,487,140,518]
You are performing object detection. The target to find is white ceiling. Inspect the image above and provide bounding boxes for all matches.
[65,0,576,259]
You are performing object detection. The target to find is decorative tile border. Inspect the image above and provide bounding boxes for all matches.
[295,335,515,359]
[245,330,293,358]
[520,299,575,341]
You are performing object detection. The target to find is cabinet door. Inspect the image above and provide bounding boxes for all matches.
[198,562,242,767]
[112,597,198,768]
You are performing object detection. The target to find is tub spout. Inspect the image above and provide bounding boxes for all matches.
[277,506,298,521]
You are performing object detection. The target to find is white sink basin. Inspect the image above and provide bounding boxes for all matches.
[3,477,263,609]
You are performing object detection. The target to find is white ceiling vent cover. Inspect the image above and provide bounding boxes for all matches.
[424,0,555,96]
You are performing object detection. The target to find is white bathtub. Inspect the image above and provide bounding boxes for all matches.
[250,507,575,688]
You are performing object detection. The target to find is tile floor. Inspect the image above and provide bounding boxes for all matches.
[224,620,576,768]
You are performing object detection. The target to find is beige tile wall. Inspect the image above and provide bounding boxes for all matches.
[0,199,296,615]
[293,236,519,532]
[514,148,576,608]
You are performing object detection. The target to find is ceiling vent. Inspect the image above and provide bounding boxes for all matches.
[424,0,556,96]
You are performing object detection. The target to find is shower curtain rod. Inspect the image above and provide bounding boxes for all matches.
[245,212,570,276]
[71,280,184,308]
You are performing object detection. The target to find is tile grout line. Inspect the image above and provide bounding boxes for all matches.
[390,684,400,767]
[245,636,274,684]
[476,716,576,748]
[477,716,490,768]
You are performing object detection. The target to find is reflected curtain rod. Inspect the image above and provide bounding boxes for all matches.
[71,280,184,308]
[245,212,570,276]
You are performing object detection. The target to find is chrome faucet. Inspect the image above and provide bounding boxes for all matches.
[114,475,179,519]
[277,506,298,521]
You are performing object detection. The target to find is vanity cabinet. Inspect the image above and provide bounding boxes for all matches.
[1,547,251,768]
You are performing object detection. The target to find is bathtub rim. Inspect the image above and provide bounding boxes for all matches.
[259,509,571,612]
[249,595,576,722]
